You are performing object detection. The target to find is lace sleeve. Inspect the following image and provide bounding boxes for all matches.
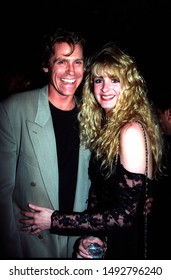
[87,184,98,210]
[50,165,149,235]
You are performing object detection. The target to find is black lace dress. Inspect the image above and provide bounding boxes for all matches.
[51,154,153,259]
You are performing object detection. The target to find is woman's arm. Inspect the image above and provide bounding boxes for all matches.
[20,122,152,235]
[20,168,146,234]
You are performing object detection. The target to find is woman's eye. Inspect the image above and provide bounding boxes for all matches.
[94,79,102,84]
[112,79,119,83]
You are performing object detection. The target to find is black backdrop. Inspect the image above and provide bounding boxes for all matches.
[1,0,170,100]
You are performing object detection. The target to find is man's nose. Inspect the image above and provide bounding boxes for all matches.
[66,63,75,74]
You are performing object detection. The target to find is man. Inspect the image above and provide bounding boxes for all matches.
[148,92,171,259]
[0,28,91,259]
[156,98,171,136]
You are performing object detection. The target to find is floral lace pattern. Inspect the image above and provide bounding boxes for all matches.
[51,155,152,235]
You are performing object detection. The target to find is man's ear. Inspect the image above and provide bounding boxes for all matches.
[43,67,48,73]
[166,108,171,121]
[168,108,171,115]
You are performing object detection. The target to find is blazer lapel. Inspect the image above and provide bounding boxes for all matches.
[27,87,59,209]
[73,146,91,211]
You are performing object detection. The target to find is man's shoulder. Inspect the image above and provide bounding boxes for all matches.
[1,85,47,106]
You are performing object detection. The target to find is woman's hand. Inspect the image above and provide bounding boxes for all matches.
[77,236,107,259]
[19,204,53,234]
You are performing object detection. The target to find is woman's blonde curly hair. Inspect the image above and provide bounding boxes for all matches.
[78,43,164,178]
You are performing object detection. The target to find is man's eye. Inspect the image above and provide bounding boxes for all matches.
[75,60,83,65]
[57,60,65,64]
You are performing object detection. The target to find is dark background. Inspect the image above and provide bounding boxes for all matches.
[1,0,170,100]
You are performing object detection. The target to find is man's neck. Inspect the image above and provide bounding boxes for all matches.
[48,90,76,111]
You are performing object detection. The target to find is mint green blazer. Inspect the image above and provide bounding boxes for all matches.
[0,85,91,258]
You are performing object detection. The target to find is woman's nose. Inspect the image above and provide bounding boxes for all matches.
[101,86,108,93]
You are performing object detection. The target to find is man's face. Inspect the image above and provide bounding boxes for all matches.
[157,108,171,135]
[44,42,84,97]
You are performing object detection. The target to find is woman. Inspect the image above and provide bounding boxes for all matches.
[20,43,164,259]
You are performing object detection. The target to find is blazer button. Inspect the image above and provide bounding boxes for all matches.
[30,181,36,187]
[38,234,43,239]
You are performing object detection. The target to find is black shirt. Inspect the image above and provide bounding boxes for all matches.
[50,102,80,212]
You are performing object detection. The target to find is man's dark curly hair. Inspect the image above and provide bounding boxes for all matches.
[41,27,85,69]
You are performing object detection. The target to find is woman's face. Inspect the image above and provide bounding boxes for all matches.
[93,73,122,112]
